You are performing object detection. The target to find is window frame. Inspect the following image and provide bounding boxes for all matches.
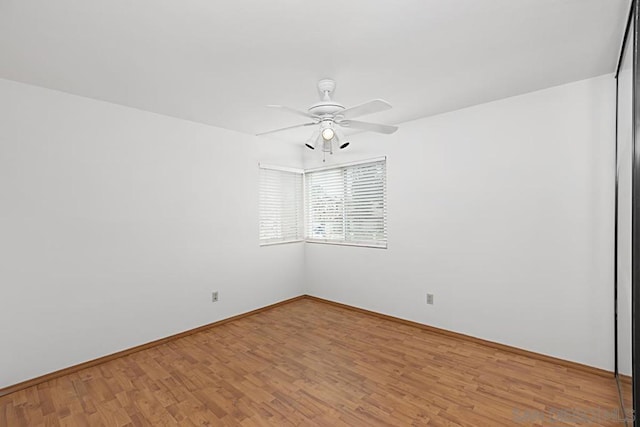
[304,157,387,249]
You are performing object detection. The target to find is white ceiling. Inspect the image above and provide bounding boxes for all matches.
[0,0,629,142]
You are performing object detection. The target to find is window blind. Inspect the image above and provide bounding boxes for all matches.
[305,159,387,248]
[259,166,304,245]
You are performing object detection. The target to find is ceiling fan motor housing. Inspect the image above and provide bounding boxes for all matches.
[308,102,344,117]
[309,79,344,117]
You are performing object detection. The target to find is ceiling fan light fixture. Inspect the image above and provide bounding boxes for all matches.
[321,128,335,141]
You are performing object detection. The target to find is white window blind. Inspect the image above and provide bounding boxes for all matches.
[259,166,304,245]
[306,159,387,248]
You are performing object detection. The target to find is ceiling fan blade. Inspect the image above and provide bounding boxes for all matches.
[267,105,319,119]
[338,99,392,119]
[338,120,398,135]
[256,122,316,136]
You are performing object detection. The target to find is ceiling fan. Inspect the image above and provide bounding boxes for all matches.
[257,79,398,156]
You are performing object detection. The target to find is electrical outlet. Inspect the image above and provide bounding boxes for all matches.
[212,291,219,302]
[426,293,434,305]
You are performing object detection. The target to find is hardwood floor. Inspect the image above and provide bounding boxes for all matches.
[0,298,626,426]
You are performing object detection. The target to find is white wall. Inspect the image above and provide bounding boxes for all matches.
[0,79,305,388]
[303,75,615,371]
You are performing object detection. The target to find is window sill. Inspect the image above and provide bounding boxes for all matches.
[259,239,304,247]
[305,239,387,249]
